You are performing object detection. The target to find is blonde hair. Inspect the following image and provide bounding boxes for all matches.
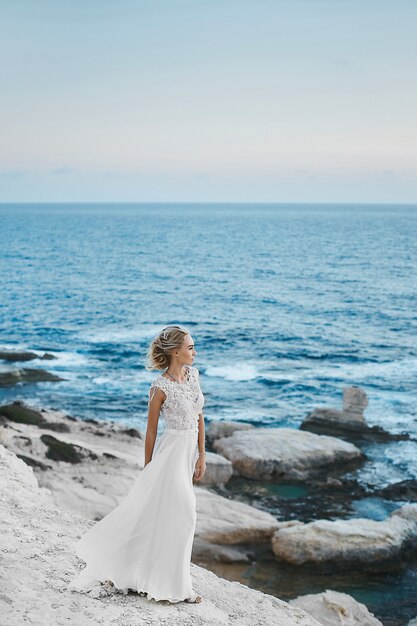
[146,325,190,370]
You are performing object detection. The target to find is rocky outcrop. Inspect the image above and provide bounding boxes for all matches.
[0,402,277,546]
[212,427,364,481]
[272,505,417,571]
[0,443,322,626]
[191,486,280,563]
[0,349,56,362]
[198,451,233,486]
[194,485,279,544]
[290,589,383,625]
[206,420,254,444]
[301,386,411,442]
[0,368,65,386]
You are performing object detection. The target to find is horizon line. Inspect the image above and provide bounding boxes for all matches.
[1,201,417,206]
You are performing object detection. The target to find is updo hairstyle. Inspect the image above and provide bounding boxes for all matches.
[146,325,190,371]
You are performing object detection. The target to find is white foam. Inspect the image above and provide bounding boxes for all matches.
[45,351,90,368]
[0,342,29,351]
[353,440,417,487]
[78,325,162,344]
[204,363,260,381]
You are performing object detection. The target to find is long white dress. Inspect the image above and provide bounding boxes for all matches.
[68,364,204,603]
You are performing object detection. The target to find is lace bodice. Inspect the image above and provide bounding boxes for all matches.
[148,365,204,430]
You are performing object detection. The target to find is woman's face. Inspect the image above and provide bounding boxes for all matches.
[176,333,197,365]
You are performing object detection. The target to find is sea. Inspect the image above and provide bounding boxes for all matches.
[1,202,416,623]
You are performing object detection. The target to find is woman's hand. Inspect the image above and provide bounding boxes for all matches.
[194,455,206,481]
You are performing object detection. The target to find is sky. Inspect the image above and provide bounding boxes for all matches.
[1,0,416,203]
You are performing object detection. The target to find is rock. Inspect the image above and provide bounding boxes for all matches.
[38,422,72,432]
[0,404,150,520]
[0,349,57,362]
[16,454,53,471]
[0,367,65,386]
[343,387,369,421]
[271,504,417,571]
[0,401,48,425]
[192,537,253,563]
[122,427,142,438]
[377,479,417,502]
[198,451,233,486]
[212,427,364,481]
[290,589,383,625]
[194,485,279,545]
[40,434,98,464]
[301,386,410,442]
[206,420,255,444]
[0,443,322,626]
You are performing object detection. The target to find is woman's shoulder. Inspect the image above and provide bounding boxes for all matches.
[149,371,169,390]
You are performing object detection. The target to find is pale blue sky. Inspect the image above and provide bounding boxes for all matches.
[1,1,416,202]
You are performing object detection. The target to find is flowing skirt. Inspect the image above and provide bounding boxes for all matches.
[68,426,200,603]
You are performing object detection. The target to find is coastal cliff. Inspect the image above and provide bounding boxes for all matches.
[0,442,322,626]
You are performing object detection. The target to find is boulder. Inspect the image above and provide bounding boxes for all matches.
[271,504,417,571]
[206,420,254,444]
[0,349,56,362]
[290,589,383,625]
[198,451,233,486]
[0,400,48,425]
[194,485,279,545]
[301,386,410,442]
[0,367,65,386]
[212,427,364,481]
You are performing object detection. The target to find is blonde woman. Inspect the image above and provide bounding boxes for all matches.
[68,325,206,604]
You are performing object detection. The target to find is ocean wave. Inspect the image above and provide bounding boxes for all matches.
[254,356,417,387]
[353,440,417,488]
[78,325,162,344]
[204,363,260,381]
[43,350,90,368]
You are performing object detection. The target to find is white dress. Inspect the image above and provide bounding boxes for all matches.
[68,365,204,603]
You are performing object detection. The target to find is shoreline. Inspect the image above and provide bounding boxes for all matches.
[1,395,417,624]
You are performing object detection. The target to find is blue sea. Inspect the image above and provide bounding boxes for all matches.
[1,203,417,493]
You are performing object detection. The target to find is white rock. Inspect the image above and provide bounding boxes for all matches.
[272,505,417,568]
[212,427,363,480]
[206,420,254,443]
[0,443,322,626]
[199,451,233,486]
[290,589,383,625]
[195,485,279,544]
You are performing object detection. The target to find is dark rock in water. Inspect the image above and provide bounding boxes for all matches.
[0,401,47,425]
[300,417,410,443]
[0,350,57,362]
[376,480,417,502]
[40,434,98,464]
[301,385,410,443]
[84,418,99,425]
[16,454,52,471]
[0,368,65,387]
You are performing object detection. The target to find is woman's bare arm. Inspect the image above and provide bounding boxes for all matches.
[197,412,205,454]
[144,387,165,466]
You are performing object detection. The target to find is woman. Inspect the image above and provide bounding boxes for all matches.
[68,325,206,603]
